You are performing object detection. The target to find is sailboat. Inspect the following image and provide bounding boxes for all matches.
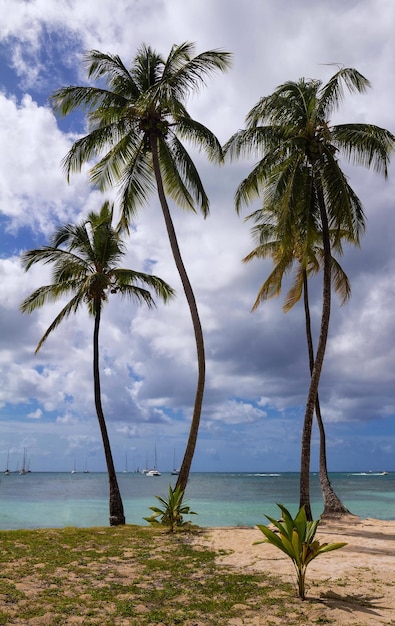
[19,448,27,475]
[71,459,77,474]
[171,449,180,475]
[141,452,149,474]
[3,450,10,475]
[146,444,161,477]
[123,453,128,474]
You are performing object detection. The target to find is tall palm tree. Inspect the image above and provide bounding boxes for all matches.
[50,42,232,492]
[20,201,174,525]
[225,69,394,519]
[244,206,354,517]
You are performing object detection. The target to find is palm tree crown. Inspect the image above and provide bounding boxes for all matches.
[243,206,352,313]
[20,201,175,350]
[51,42,232,227]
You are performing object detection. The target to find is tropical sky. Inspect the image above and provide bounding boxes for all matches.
[1,0,394,474]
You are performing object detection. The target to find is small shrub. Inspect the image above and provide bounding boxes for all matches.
[144,484,197,532]
[255,504,346,599]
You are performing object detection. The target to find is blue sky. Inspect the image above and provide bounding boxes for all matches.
[0,0,394,473]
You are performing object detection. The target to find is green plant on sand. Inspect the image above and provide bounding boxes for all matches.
[255,504,347,599]
[144,484,197,532]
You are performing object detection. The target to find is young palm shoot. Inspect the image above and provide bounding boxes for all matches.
[144,484,197,533]
[255,504,346,599]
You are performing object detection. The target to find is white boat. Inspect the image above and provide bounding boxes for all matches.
[146,468,161,477]
[146,444,161,476]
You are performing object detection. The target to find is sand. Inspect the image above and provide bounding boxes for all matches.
[192,517,395,625]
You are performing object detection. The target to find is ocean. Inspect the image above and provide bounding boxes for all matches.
[1,471,394,531]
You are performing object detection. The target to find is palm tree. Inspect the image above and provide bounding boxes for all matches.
[20,201,174,525]
[50,43,232,492]
[225,69,394,519]
[244,205,354,517]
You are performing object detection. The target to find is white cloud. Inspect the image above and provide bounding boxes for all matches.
[0,92,91,234]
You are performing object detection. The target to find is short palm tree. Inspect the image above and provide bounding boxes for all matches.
[225,68,394,519]
[20,201,174,525]
[244,205,353,517]
[50,42,232,493]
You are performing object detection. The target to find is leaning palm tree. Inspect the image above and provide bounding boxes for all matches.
[50,42,232,493]
[225,68,394,519]
[244,205,354,517]
[20,201,174,525]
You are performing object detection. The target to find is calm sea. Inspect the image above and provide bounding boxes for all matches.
[1,471,394,531]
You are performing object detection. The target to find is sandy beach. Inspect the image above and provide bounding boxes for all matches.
[192,517,395,625]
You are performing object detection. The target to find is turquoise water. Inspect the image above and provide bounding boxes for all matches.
[1,471,394,530]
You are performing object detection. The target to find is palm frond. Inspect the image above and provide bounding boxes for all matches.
[160,43,232,101]
[319,153,366,240]
[332,123,395,178]
[158,134,207,214]
[283,264,305,312]
[112,268,175,302]
[132,43,165,92]
[250,255,293,311]
[117,147,156,231]
[86,50,141,100]
[89,130,141,191]
[176,117,224,163]
[317,68,370,117]
[329,255,351,304]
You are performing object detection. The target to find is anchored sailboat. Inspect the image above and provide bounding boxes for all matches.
[171,449,180,475]
[19,448,27,475]
[3,450,10,475]
[146,444,161,477]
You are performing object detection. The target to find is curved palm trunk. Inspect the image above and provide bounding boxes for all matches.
[150,136,206,493]
[302,272,351,518]
[93,303,125,525]
[299,175,332,521]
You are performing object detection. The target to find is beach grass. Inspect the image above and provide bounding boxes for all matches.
[0,524,321,625]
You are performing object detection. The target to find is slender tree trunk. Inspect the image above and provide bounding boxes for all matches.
[302,272,352,518]
[93,304,125,525]
[299,175,332,521]
[150,136,206,494]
